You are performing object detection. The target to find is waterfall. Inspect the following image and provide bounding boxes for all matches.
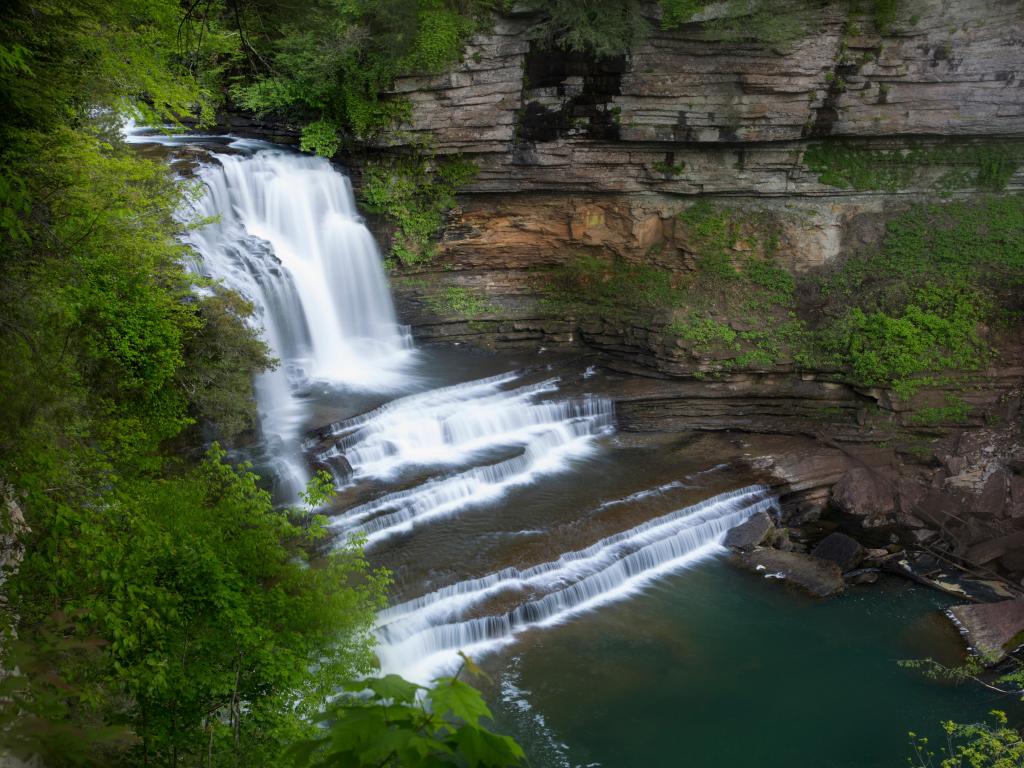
[374,485,778,684]
[147,135,764,694]
[323,372,615,545]
[184,150,413,497]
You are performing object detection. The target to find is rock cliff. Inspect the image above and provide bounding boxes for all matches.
[345,1,1024,588]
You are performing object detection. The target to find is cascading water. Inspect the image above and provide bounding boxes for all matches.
[321,372,615,545]
[374,485,779,684]
[185,150,413,498]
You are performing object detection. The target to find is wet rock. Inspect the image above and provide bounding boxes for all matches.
[723,512,774,552]
[738,549,845,598]
[948,600,1024,664]
[832,467,896,524]
[811,532,865,572]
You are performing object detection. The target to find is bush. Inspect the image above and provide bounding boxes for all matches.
[361,154,478,265]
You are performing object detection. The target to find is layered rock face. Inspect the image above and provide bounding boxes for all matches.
[381,0,1024,330]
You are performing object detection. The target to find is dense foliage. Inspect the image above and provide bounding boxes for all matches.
[537,195,1024,398]
[909,712,1024,768]
[361,155,479,265]
[0,2,465,767]
[291,657,524,768]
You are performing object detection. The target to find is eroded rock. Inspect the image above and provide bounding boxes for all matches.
[948,600,1024,664]
[723,512,774,552]
[832,467,896,524]
[738,549,845,598]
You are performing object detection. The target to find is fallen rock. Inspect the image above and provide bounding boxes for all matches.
[723,512,774,552]
[965,531,1024,566]
[811,532,865,572]
[737,549,845,598]
[832,467,896,525]
[948,600,1024,664]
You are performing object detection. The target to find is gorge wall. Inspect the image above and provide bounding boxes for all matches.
[332,0,1024,583]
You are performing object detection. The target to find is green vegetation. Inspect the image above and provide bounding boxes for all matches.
[228,0,486,145]
[536,196,1023,398]
[909,712,1024,768]
[652,159,686,176]
[361,154,478,265]
[541,253,684,317]
[902,657,1024,766]
[814,196,1023,395]
[292,656,524,767]
[426,286,493,316]
[528,0,648,58]
[804,142,1022,193]
[659,0,915,44]
[540,202,803,369]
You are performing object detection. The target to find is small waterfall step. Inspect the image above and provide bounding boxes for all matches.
[375,484,779,683]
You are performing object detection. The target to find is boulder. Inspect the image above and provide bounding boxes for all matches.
[948,600,1024,664]
[832,467,896,525]
[737,549,845,598]
[723,512,774,552]
[811,532,865,572]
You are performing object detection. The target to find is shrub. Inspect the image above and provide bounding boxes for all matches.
[361,154,478,265]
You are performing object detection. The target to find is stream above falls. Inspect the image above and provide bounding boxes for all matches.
[129,127,1011,768]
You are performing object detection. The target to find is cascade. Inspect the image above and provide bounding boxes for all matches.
[374,485,778,684]
[165,136,767,693]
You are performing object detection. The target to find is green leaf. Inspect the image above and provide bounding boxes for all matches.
[455,725,525,767]
[427,678,492,727]
[365,674,422,704]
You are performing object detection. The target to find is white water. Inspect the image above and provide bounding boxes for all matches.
[325,372,615,545]
[184,150,413,497]
[375,485,777,683]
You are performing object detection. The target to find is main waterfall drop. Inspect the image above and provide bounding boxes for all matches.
[187,150,413,495]
[190,151,412,385]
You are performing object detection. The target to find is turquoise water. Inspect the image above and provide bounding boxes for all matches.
[483,561,1006,768]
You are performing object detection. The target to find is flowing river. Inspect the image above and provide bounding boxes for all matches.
[131,129,1009,767]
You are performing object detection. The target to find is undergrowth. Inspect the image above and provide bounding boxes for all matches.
[360,154,478,265]
[534,195,1024,403]
[804,142,1022,193]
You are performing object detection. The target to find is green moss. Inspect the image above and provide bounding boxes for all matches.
[909,395,970,425]
[659,0,707,28]
[668,316,737,348]
[360,154,478,265]
[804,141,1022,192]
[540,254,684,318]
[811,196,1024,395]
[425,286,492,317]
[652,160,686,176]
